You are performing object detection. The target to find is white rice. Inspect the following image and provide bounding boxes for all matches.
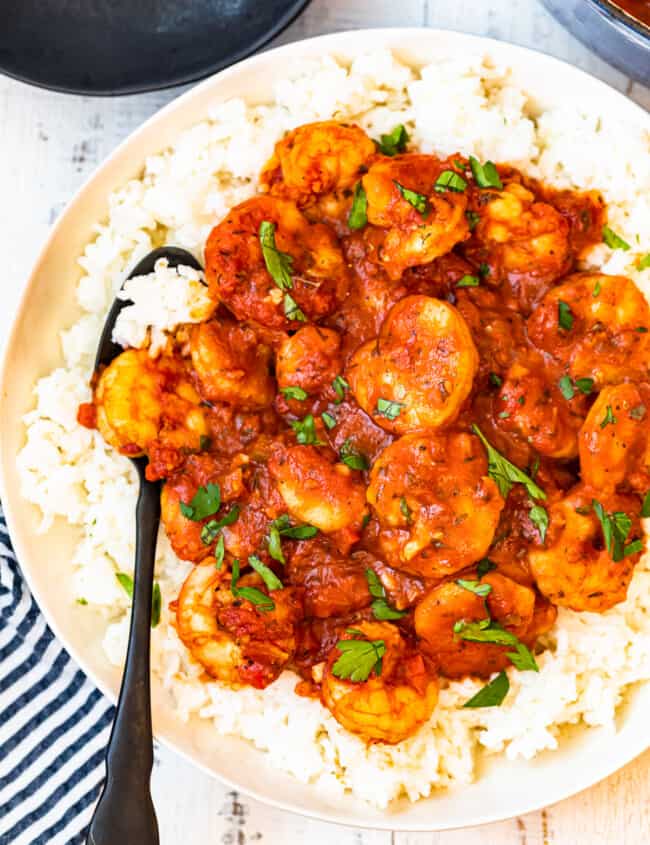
[17,50,650,808]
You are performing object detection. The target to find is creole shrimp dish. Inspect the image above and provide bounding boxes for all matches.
[78,118,649,746]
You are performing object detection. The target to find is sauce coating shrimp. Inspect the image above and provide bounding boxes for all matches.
[189,318,275,410]
[94,348,207,457]
[528,485,644,612]
[320,621,438,743]
[176,558,303,689]
[204,196,349,330]
[527,273,650,386]
[362,154,470,279]
[275,326,342,415]
[347,295,478,434]
[262,120,376,203]
[367,432,504,578]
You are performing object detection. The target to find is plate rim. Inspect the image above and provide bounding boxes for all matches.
[1,26,649,831]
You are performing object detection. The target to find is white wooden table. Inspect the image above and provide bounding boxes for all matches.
[1,1,649,842]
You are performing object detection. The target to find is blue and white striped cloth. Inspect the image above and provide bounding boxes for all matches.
[0,506,113,845]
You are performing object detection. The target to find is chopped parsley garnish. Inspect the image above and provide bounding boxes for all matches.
[622,539,644,557]
[115,572,162,628]
[506,642,539,672]
[348,182,368,230]
[199,434,212,451]
[321,411,337,430]
[637,253,650,271]
[332,636,386,682]
[291,413,323,446]
[472,425,546,500]
[602,225,630,251]
[76,598,88,606]
[376,124,409,156]
[394,180,429,215]
[489,372,503,388]
[179,482,221,521]
[558,375,594,400]
[283,292,306,322]
[575,377,595,394]
[267,514,318,564]
[366,569,407,621]
[498,411,510,419]
[339,439,369,471]
[641,490,650,518]
[434,170,467,193]
[600,405,617,429]
[280,385,309,401]
[469,156,503,190]
[529,504,549,544]
[215,534,225,569]
[466,210,480,231]
[478,262,490,277]
[332,374,349,403]
[462,671,509,708]
[456,274,480,288]
[558,300,574,331]
[230,558,274,612]
[477,558,497,578]
[558,375,574,400]
[456,578,492,598]
[200,505,241,545]
[400,496,412,522]
[116,572,134,598]
[259,220,293,290]
[454,619,539,671]
[593,280,602,297]
[376,397,404,420]
[248,555,283,591]
[592,500,637,562]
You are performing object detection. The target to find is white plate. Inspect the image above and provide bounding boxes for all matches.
[1,28,649,831]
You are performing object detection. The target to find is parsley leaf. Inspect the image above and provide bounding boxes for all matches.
[280,385,308,401]
[463,671,510,708]
[348,182,368,230]
[199,434,212,451]
[466,210,480,231]
[76,598,88,606]
[340,439,369,471]
[434,170,467,193]
[376,397,404,420]
[377,124,409,156]
[259,220,293,290]
[394,180,429,215]
[400,496,412,522]
[291,413,323,446]
[321,411,337,430]
[283,292,307,322]
[477,558,497,578]
[115,572,162,628]
[558,375,574,400]
[267,523,285,564]
[332,374,349,403]
[456,274,480,288]
[529,504,549,543]
[215,534,225,569]
[453,618,519,646]
[602,225,630,251]
[332,637,386,682]
[469,156,503,189]
[366,569,407,621]
[248,555,283,591]
[600,405,617,429]
[489,372,503,388]
[506,642,539,672]
[642,491,650,518]
[637,253,650,271]
[179,482,221,521]
[575,377,595,395]
[200,505,241,545]
[558,300,574,331]
[472,425,546,500]
[592,500,635,562]
[230,559,274,612]
[456,578,492,598]
[115,572,134,598]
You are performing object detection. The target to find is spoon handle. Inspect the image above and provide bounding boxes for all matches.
[86,467,161,845]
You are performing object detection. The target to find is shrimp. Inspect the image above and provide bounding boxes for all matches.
[268,444,367,535]
[94,348,208,457]
[320,621,438,744]
[414,571,553,678]
[366,432,504,578]
[527,272,650,386]
[362,154,470,279]
[463,180,571,312]
[261,120,376,203]
[346,295,479,434]
[189,317,275,410]
[176,558,303,689]
[204,195,349,330]
[160,453,247,562]
[579,383,650,493]
[275,326,343,415]
[528,485,644,612]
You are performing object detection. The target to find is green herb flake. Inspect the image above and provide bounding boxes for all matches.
[456,274,480,288]
[400,496,412,522]
[321,411,337,430]
[498,411,510,420]
[280,386,309,401]
[339,439,369,471]
[76,598,88,606]
[332,637,386,682]
[116,572,134,599]
[477,558,497,578]
[456,579,492,598]
[199,434,212,451]
[230,558,274,612]
[641,490,650,518]
[291,413,323,446]
[151,582,162,628]
[637,253,650,271]
[506,642,539,672]
[623,539,644,557]
[575,377,595,395]
[377,124,409,156]
[472,425,546,500]
[469,156,503,190]
[453,619,519,646]
[602,225,630,251]
[489,372,503,388]
[215,534,225,569]
[376,397,404,420]
[478,262,491,277]
[179,482,221,521]
[466,210,481,231]
[462,670,510,708]
[529,504,549,544]
[200,505,241,545]
[592,500,635,562]
[434,170,468,193]
[248,555,283,591]
[267,524,285,564]
[283,292,307,322]
[348,181,368,230]
[558,375,575,400]
[600,405,617,429]
[259,220,294,290]
[558,300,574,331]
[593,280,602,297]
[394,180,429,215]
[365,569,407,621]
[332,374,349,403]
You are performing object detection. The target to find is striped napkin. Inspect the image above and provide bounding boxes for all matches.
[0,506,113,845]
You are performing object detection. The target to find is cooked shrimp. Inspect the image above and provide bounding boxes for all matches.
[204,195,349,329]
[362,154,470,279]
[189,317,275,410]
[527,272,650,386]
[275,326,343,415]
[262,120,376,203]
[176,558,303,689]
[528,485,644,612]
[94,348,207,457]
[320,621,438,743]
[367,432,504,578]
[579,383,650,493]
[269,444,367,534]
[347,295,479,434]
[463,180,571,312]
[414,572,552,678]
[160,453,247,562]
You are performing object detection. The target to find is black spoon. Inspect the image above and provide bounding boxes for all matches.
[86,246,203,845]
